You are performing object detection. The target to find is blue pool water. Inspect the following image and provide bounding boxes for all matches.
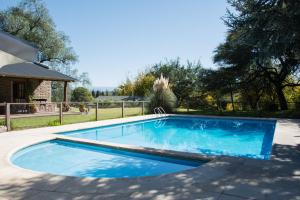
[11,140,202,178]
[61,116,276,159]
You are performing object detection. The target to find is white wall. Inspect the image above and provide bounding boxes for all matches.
[0,32,38,66]
[0,50,24,68]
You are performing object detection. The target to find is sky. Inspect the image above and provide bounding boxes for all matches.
[0,0,229,88]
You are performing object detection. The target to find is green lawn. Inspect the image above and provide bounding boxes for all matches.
[10,107,143,130]
[176,108,300,119]
[0,119,5,126]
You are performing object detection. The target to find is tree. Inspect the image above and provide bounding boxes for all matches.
[91,90,96,98]
[0,0,91,96]
[214,0,300,110]
[149,59,204,105]
[0,0,77,65]
[203,67,239,111]
[118,78,134,96]
[133,73,155,97]
[71,87,93,102]
[96,90,101,97]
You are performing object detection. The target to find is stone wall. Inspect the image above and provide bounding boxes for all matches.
[31,80,52,102]
[0,78,52,103]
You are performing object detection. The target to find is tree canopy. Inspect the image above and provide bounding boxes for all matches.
[0,0,91,93]
[71,87,93,102]
[213,0,300,110]
[0,0,77,65]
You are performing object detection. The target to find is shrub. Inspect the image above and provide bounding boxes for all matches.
[148,75,177,113]
[29,104,38,113]
[71,87,93,102]
[62,103,70,112]
[79,104,87,113]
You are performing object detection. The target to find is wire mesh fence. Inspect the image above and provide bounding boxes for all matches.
[181,100,300,112]
[0,101,149,131]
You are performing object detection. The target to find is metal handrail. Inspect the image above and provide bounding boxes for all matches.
[158,107,166,115]
[154,106,167,117]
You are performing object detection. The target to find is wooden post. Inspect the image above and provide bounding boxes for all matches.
[142,101,145,115]
[96,102,99,121]
[6,103,11,131]
[59,102,63,125]
[122,101,125,118]
[63,81,68,102]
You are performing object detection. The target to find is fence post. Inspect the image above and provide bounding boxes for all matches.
[142,101,145,115]
[122,101,125,118]
[59,102,63,125]
[6,103,11,131]
[96,102,99,121]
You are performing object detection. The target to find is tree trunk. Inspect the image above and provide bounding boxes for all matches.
[230,85,235,111]
[275,85,288,110]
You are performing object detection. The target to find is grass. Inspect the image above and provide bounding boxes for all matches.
[0,119,5,126]
[176,108,300,119]
[10,107,144,130]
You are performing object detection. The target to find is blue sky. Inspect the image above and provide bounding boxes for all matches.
[1,0,229,87]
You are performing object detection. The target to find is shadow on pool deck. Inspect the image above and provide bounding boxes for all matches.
[1,143,300,200]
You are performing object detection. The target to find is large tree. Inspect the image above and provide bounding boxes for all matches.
[214,0,300,110]
[0,0,91,101]
[0,0,77,65]
[149,59,204,105]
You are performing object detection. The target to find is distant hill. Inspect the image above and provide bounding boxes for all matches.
[92,86,116,92]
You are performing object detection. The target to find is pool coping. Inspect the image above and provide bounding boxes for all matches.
[7,113,278,165]
[1,114,300,199]
[3,114,298,168]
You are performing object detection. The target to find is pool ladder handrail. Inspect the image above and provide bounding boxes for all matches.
[154,107,167,117]
[154,107,167,128]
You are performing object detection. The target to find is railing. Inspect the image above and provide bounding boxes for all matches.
[154,107,167,117]
[0,101,150,132]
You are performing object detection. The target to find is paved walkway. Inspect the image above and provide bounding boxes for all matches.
[0,115,300,200]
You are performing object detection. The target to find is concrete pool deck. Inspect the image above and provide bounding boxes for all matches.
[0,114,300,200]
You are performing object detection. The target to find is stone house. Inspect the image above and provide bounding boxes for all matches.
[0,31,75,113]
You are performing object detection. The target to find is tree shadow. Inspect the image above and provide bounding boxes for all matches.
[1,144,300,199]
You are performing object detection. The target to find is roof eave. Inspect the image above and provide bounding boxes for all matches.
[0,74,76,82]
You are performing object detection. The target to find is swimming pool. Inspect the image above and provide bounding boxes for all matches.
[60,116,276,159]
[11,139,203,178]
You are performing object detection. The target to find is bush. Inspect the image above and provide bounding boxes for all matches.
[71,87,93,102]
[62,103,70,112]
[148,75,177,113]
[29,105,38,113]
[79,104,86,113]
[149,89,177,113]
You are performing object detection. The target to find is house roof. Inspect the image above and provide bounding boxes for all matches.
[0,62,76,82]
[0,31,38,62]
